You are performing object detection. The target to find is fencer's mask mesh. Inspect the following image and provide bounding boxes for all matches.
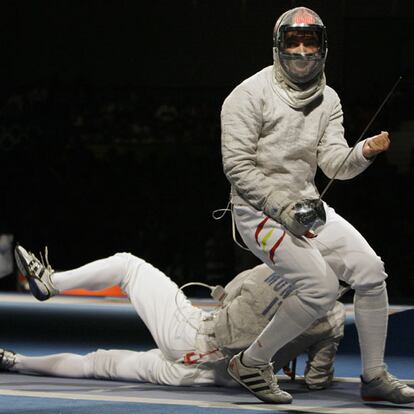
[273,7,327,85]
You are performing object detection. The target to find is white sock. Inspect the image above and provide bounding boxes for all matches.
[242,294,319,367]
[51,255,127,292]
[14,353,91,378]
[354,286,388,382]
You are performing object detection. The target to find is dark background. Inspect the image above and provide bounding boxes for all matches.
[0,0,413,302]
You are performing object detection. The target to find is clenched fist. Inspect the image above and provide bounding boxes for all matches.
[363,131,390,159]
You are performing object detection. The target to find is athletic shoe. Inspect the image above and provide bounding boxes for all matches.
[0,349,16,371]
[14,245,58,301]
[227,352,292,404]
[361,370,414,404]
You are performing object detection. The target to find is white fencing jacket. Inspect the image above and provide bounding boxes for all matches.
[221,66,372,220]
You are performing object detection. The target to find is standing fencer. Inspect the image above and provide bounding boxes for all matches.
[221,6,414,404]
[1,245,345,396]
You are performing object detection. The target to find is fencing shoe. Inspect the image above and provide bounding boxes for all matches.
[14,245,58,301]
[361,370,414,404]
[227,352,292,404]
[0,349,16,371]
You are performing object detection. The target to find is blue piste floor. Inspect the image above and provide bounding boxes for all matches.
[1,293,414,414]
[0,396,274,414]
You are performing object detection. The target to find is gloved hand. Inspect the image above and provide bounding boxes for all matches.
[279,199,326,237]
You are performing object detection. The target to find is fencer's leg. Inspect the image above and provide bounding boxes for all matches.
[54,253,201,363]
[51,255,128,292]
[12,353,91,377]
[119,255,202,361]
[55,254,203,361]
[242,295,321,366]
[12,349,212,386]
[355,286,414,405]
[313,207,389,382]
[14,249,205,381]
[355,286,414,404]
[233,205,338,367]
[14,245,130,300]
[87,349,213,386]
[354,283,388,381]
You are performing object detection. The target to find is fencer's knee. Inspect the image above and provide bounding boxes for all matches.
[84,349,126,380]
[113,252,146,290]
[114,252,134,262]
[298,275,339,317]
[82,351,99,378]
[355,280,387,297]
[349,255,387,293]
[108,252,132,282]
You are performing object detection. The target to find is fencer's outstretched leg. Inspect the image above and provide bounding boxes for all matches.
[14,246,204,364]
[1,347,209,386]
[51,256,127,292]
[76,349,209,385]
[7,352,90,377]
[15,245,128,301]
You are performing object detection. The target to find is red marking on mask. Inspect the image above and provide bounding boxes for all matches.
[292,10,316,25]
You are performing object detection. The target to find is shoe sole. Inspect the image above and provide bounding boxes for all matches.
[14,247,49,301]
[227,364,292,404]
[362,396,384,401]
[361,396,414,404]
[362,395,414,404]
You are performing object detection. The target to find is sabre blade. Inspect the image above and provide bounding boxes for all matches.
[319,76,402,200]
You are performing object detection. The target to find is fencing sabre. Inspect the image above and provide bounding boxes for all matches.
[300,76,402,237]
[319,76,402,199]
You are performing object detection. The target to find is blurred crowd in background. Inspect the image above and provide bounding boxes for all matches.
[0,79,413,303]
[0,0,413,302]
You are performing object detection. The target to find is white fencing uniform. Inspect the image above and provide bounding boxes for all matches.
[13,253,344,387]
[17,253,229,386]
[221,63,389,378]
[233,203,387,313]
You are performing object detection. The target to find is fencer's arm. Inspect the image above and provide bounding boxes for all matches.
[221,85,290,220]
[317,97,373,180]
